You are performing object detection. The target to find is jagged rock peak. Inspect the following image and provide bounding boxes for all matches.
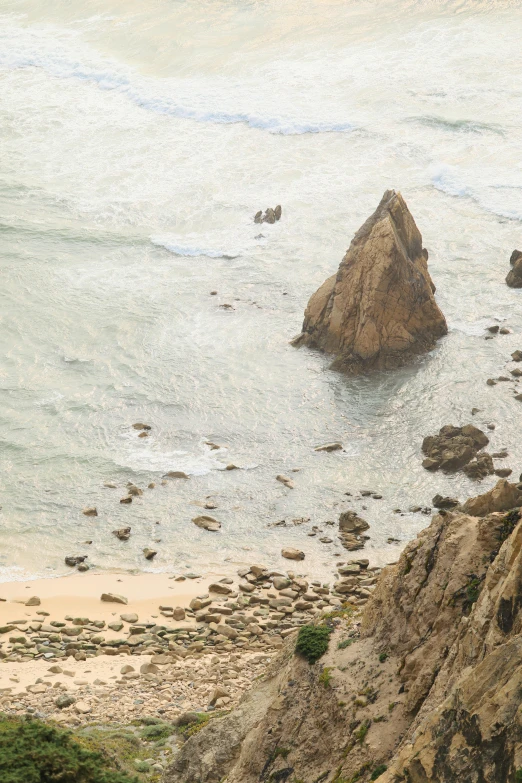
[292,189,447,373]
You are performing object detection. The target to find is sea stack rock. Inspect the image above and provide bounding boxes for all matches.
[506,249,522,288]
[292,190,447,373]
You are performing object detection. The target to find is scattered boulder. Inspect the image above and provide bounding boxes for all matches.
[512,350,522,362]
[25,596,41,607]
[55,694,75,709]
[281,548,305,561]
[338,511,369,551]
[164,471,189,480]
[209,583,234,595]
[192,515,221,532]
[432,494,459,510]
[254,206,282,224]
[143,548,157,560]
[506,249,522,288]
[133,423,151,430]
[314,443,343,452]
[120,613,139,623]
[120,496,132,504]
[82,507,98,517]
[113,527,131,541]
[291,190,447,374]
[65,555,87,567]
[462,452,494,480]
[421,424,490,476]
[276,475,294,489]
[101,593,128,605]
[173,607,185,621]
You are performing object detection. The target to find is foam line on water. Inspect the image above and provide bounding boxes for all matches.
[0,21,354,136]
[431,164,522,221]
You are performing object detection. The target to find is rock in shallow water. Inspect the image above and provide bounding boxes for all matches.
[291,189,447,374]
[506,249,522,288]
[192,515,221,532]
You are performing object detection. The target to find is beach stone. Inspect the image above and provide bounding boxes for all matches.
[101,593,128,605]
[192,515,221,532]
[104,481,117,488]
[164,471,189,480]
[55,694,75,709]
[339,511,370,533]
[25,596,41,606]
[82,507,98,517]
[432,494,459,509]
[120,665,135,674]
[108,622,124,632]
[143,548,157,560]
[314,443,343,452]
[77,563,89,572]
[132,423,151,430]
[65,556,87,567]
[276,475,294,489]
[74,701,91,715]
[209,686,230,705]
[173,608,185,621]
[127,485,143,497]
[209,583,234,595]
[272,577,291,590]
[113,527,131,541]
[281,548,304,561]
[120,613,138,623]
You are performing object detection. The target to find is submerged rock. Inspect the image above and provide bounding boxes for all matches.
[291,190,447,373]
[506,249,522,288]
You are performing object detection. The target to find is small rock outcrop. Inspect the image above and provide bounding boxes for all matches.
[338,510,369,550]
[421,423,493,478]
[291,190,447,373]
[254,205,282,224]
[506,249,522,288]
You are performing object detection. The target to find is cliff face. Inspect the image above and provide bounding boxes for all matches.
[163,480,522,783]
[292,190,447,373]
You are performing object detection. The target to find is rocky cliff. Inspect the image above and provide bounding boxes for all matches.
[163,479,522,783]
[292,190,447,373]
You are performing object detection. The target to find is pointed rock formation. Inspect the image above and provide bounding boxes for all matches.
[292,190,447,373]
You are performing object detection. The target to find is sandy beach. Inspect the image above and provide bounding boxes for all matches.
[0,571,227,627]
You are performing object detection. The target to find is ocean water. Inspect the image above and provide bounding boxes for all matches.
[1,0,522,582]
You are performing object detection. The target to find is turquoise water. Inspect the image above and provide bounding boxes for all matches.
[1,0,522,581]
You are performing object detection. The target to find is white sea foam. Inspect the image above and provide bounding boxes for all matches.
[0,20,354,136]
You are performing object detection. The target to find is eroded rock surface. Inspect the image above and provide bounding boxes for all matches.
[421,423,492,477]
[292,190,447,373]
[163,480,522,783]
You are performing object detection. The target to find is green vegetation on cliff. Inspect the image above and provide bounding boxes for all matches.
[0,715,140,783]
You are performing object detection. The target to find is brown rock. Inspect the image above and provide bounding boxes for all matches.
[164,471,189,479]
[101,593,128,605]
[112,527,131,541]
[421,424,489,475]
[82,507,98,517]
[506,249,522,288]
[192,515,221,532]
[291,190,447,374]
[281,547,305,561]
